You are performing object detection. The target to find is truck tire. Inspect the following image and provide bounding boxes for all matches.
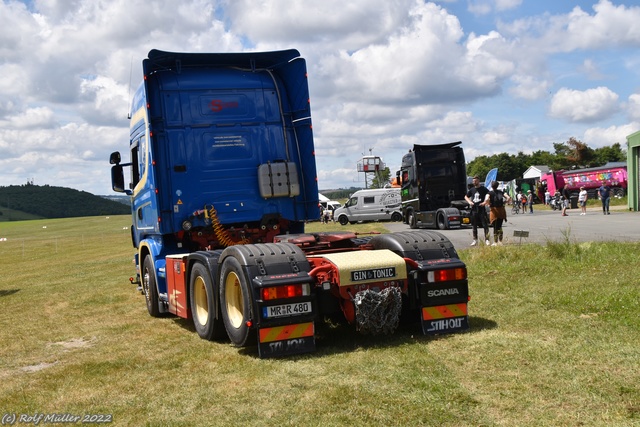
[142,256,161,317]
[437,213,447,230]
[219,256,253,347]
[190,262,225,340]
[391,212,402,222]
[338,215,349,226]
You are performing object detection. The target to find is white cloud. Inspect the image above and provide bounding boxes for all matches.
[583,122,639,147]
[549,87,619,123]
[502,0,640,53]
[0,0,639,194]
[309,2,514,109]
[509,75,551,100]
[468,0,522,16]
[225,0,415,50]
[579,59,605,80]
[495,0,522,11]
[627,94,640,121]
[4,107,57,130]
[79,76,129,126]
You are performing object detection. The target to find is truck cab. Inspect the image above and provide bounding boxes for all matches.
[399,142,470,229]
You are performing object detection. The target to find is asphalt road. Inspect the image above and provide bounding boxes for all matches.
[384,204,640,249]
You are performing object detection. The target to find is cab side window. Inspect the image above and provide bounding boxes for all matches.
[130,138,141,189]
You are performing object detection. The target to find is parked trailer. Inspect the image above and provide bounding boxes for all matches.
[541,162,627,199]
[110,50,469,358]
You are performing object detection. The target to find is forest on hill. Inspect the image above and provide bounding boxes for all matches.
[0,184,130,220]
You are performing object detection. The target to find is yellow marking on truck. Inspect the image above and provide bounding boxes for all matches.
[422,303,467,320]
[259,322,314,343]
[311,249,407,286]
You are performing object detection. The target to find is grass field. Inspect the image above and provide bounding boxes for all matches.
[0,216,638,426]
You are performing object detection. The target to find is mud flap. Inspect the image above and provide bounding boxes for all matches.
[419,276,469,335]
[257,322,315,358]
[421,304,469,335]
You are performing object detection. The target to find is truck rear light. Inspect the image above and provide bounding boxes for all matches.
[427,268,466,283]
[261,283,310,300]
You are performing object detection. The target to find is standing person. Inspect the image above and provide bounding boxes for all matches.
[578,186,588,215]
[561,187,570,216]
[465,176,490,246]
[489,181,511,245]
[521,191,527,213]
[545,189,551,206]
[527,190,533,214]
[599,183,611,215]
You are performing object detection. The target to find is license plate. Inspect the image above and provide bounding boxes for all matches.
[462,218,470,224]
[263,302,312,319]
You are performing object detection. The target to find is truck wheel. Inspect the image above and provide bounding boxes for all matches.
[391,212,402,222]
[142,256,161,317]
[190,262,225,340]
[219,256,253,347]
[437,213,447,230]
[613,188,625,197]
[338,215,349,226]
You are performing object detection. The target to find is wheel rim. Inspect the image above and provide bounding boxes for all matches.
[193,276,209,326]
[142,269,151,304]
[225,271,244,329]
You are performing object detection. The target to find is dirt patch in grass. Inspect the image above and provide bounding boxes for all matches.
[48,336,97,351]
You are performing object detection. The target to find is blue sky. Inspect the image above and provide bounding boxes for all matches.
[1,0,639,194]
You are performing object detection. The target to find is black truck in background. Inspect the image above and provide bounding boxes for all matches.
[398,141,471,230]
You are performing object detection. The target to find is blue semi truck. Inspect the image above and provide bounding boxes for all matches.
[110,49,469,357]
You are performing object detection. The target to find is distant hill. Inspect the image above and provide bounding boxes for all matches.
[0,184,130,221]
[100,195,131,205]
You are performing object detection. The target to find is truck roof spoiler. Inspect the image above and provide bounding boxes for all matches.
[412,141,462,151]
[145,49,302,74]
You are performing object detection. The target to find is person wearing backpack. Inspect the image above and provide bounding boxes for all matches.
[489,180,511,245]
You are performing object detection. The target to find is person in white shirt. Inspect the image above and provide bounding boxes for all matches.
[578,186,588,215]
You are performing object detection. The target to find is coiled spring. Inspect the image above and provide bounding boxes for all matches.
[206,205,251,247]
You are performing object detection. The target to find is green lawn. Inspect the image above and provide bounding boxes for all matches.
[0,216,638,426]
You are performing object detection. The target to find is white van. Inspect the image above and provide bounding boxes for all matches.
[333,188,402,225]
[320,200,342,213]
[319,200,342,222]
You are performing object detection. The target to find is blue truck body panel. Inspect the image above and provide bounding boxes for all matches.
[129,49,318,245]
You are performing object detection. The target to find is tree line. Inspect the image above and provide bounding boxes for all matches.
[0,183,130,219]
[466,137,626,182]
[355,137,626,190]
